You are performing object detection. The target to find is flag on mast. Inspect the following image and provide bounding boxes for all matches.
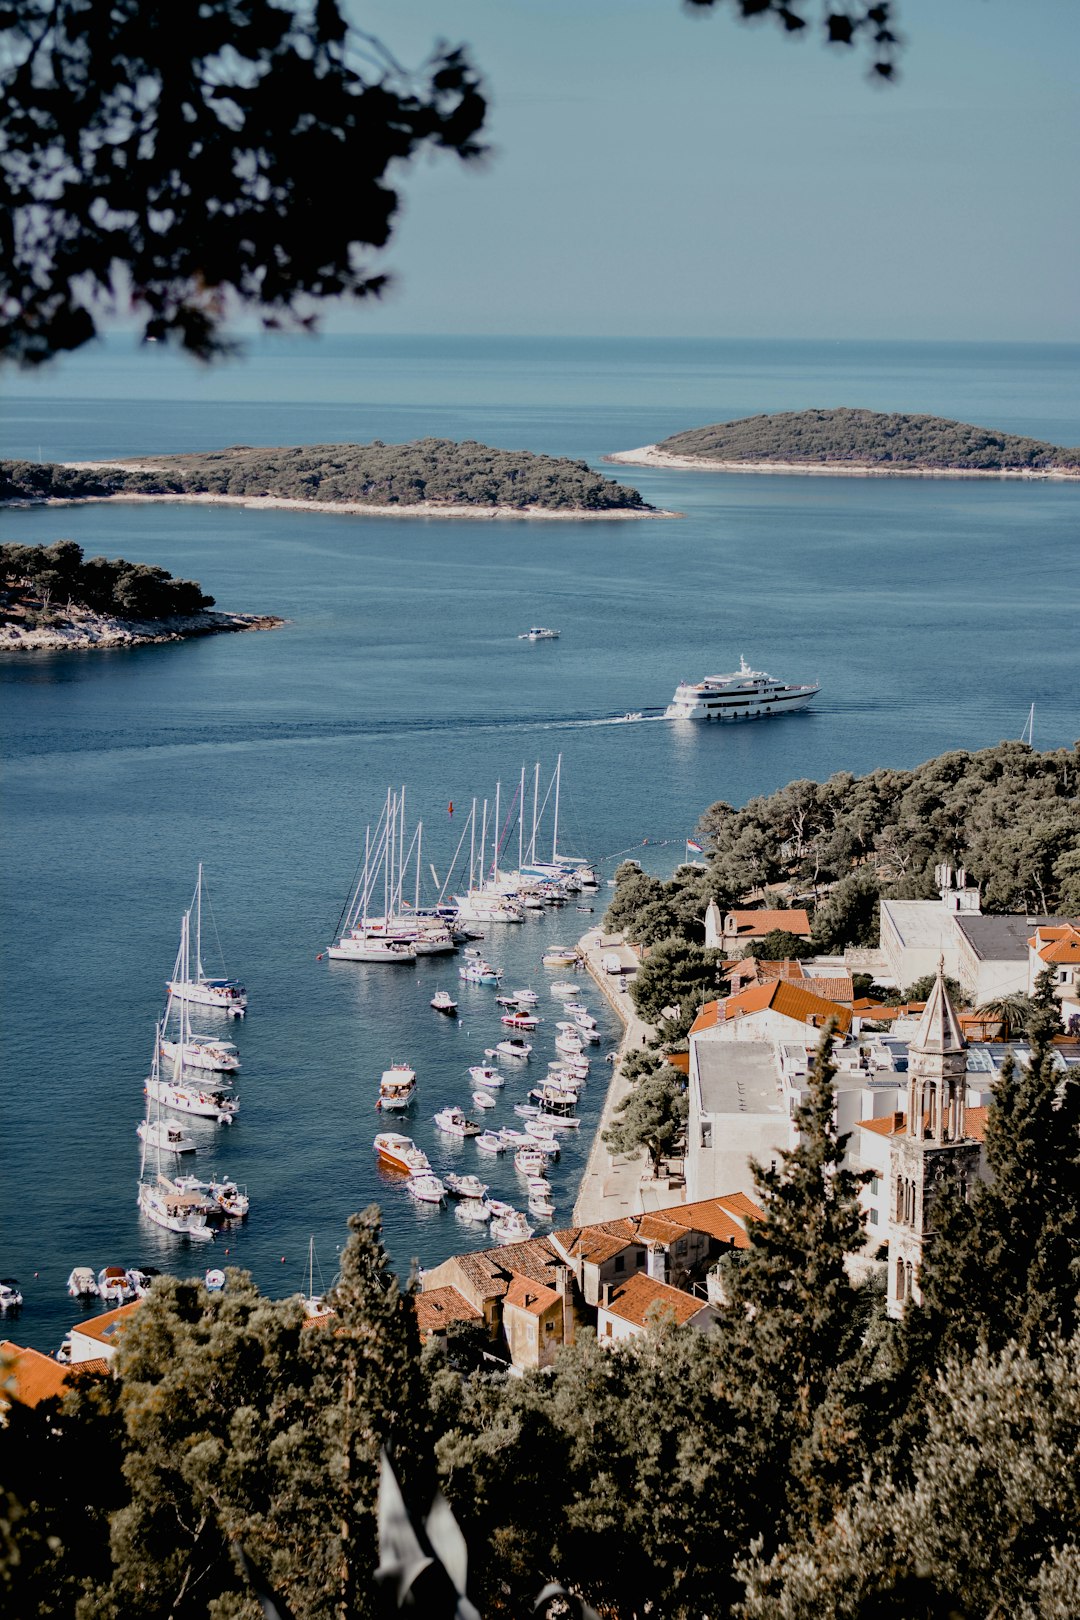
[686,838,703,854]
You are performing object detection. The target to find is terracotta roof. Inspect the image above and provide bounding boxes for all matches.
[725,909,812,938]
[1037,932,1080,964]
[414,1286,482,1336]
[448,1238,561,1302]
[70,1300,141,1348]
[802,975,855,1005]
[689,1000,721,1035]
[722,980,852,1035]
[503,1276,560,1316]
[602,1274,704,1329]
[857,1106,987,1143]
[758,958,808,983]
[1,1342,75,1408]
[554,1193,762,1261]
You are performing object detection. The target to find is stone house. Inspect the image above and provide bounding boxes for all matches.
[596,1274,720,1346]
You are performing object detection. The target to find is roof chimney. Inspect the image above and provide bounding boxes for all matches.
[601,1282,612,1308]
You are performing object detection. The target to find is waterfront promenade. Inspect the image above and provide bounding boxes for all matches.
[572,930,687,1225]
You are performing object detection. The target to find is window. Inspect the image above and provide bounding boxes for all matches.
[545,1320,555,1335]
[701,1122,712,1148]
[870,1175,880,1196]
[614,1254,625,1273]
[604,1321,613,1337]
[869,1209,879,1225]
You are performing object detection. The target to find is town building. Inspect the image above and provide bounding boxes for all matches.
[886,971,983,1318]
[596,1274,720,1345]
[413,1286,483,1342]
[1,1341,109,1416]
[419,1238,575,1372]
[67,1301,141,1365]
[550,1194,760,1305]
[1027,923,1080,1032]
[684,1036,795,1202]
[856,1104,987,1244]
[692,981,852,1044]
[722,908,812,946]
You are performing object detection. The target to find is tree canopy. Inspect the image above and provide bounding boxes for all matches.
[657,408,1080,472]
[0,441,651,513]
[0,538,213,619]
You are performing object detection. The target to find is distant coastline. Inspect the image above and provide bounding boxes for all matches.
[1,605,285,653]
[606,444,1080,482]
[23,486,677,521]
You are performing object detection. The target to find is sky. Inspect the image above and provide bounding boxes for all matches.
[337,0,1079,342]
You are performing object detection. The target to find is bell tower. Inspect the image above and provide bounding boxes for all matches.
[887,966,982,1318]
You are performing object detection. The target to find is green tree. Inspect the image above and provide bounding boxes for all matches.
[811,867,882,951]
[628,937,726,1025]
[603,1063,688,1173]
[972,989,1038,1040]
[738,1335,1080,1620]
[751,927,816,961]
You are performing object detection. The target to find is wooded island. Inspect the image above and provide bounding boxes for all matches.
[609,408,1080,478]
[0,438,656,515]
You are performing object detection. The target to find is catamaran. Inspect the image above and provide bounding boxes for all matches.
[165,864,247,1015]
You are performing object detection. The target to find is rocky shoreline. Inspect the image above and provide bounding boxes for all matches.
[9,488,677,521]
[0,606,286,653]
[605,444,1080,481]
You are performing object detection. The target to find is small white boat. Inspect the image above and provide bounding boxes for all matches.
[513,1102,540,1119]
[459,958,501,984]
[454,1198,493,1222]
[444,1173,489,1201]
[519,627,560,641]
[524,1132,560,1158]
[430,990,458,1015]
[160,1035,240,1073]
[494,1038,532,1061]
[137,1119,196,1154]
[501,1012,539,1030]
[575,1025,601,1043]
[469,1065,505,1088]
[563,1001,589,1016]
[472,1090,497,1111]
[543,950,580,969]
[377,1064,417,1111]
[515,1147,548,1176]
[486,1199,515,1221]
[550,981,579,997]
[0,1279,24,1309]
[66,1266,99,1299]
[475,1130,506,1154]
[205,1268,226,1292]
[407,1173,447,1204]
[374,1132,431,1175]
[126,1267,158,1297]
[491,1210,535,1245]
[513,989,539,1005]
[499,1128,536,1148]
[528,1191,556,1218]
[555,1033,584,1055]
[97,1266,134,1303]
[434,1106,481,1139]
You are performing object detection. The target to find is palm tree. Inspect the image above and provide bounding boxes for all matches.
[972,991,1037,1040]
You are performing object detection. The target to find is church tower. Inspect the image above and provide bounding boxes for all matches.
[886,967,982,1318]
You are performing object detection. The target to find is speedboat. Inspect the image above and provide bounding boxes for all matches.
[514,1147,548,1176]
[160,1034,240,1073]
[543,950,579,969]
[98,1265,134,1303]
[550,981,579,997]
[491,1210,534,1245]
[444,1173,489,1201]
[563,1001,589,1016]
[66,1266,99,1299]
[374,1132,431,1175]
[459,958,502,984]
[137,1119,196,1154]
[430,990,458,1015]
[175,1177,250,1219]
[501,1012,539,1030]
[407,1173,447,1204]
[475,1130,506,1154]
[126,1267,160,1297]
[486,1199,515,1221]
[205,1268,227,1292]
[513,989,539,1005]
[519,627,560,640]
[493,1037,532,1061]
[377,1064,417,1111]
[469,1065,505,1088]
[472,1090,497,1111]
[665,655,819,722]
[434,1106,481,1139]
[0,1279,24,1310]
[555,1033,584,1056]
[455,1199,493,1222]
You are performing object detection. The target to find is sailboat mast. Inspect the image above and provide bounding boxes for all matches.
[195,862,204,982]
[469,798,477,891]
[398,785,407,915]
[552,752,562,863]
[493,781,501,884]
[519,764,525,872]
[415,822,422,911]
[479,799,489,894]
[530,762,540,866]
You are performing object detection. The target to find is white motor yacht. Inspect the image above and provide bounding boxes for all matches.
[374,1132,431,1175]
[66,1266,99,1299]
[434,1106,481,1139]
[407,1173,447,1204]
[513,989,539,1005]
[665,655,819,721]
[469,1065,506,1089]
[519,627,560,640]
[491,1210,534,1245]
[444,1173,489,1201]
[475,1129,506,1154]
[430,990,458,1015]
[377,1064,417,1111]
[493,1037,532,1061]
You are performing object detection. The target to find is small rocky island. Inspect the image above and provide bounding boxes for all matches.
[1,438,658,517]
[0,541,283,652]
[608,408,1080,479]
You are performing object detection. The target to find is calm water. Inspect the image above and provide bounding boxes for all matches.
[2,335,1078,1351]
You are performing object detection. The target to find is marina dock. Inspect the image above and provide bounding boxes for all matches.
[571,930,687,1225]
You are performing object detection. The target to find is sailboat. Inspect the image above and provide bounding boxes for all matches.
[137,1022,215,1241]
[165,864,247,1016]
[328,789,454,961]
[147,922,240,1123]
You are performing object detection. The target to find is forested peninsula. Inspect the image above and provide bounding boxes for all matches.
[0,439,658,517]
[608,408,1080,479]
[0,540,282,651]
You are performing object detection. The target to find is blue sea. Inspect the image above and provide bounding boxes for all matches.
[2,334,1078,1352]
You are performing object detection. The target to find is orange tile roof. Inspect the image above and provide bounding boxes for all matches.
[503,1276,561,1316]
[689,1000,721,1035]
[758,958,808,983]
[450,1238,561,1301]
[414,1286,482,1336]
[554,1193,762,1261]
[726,909,812,938]
[602,1274,705,1329]
[69,1300,142,1347]
[802,975,855,1005]
[722,980,852,1034]
[1,1342,76,1408]
[857,1106,987,1143]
